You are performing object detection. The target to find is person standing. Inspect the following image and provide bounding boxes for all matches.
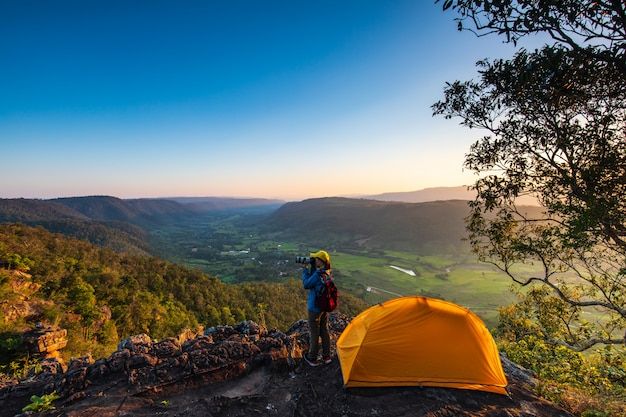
[302,250,333,367]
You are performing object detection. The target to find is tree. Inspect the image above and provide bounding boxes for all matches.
[433,1,626,351]
[67,280,102,339]
[6,253,33,272]
[220,306,236,325]
[437,0,626,74]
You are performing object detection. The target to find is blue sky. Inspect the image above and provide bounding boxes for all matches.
[1,1,532,200]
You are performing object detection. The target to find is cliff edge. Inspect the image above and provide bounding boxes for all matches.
[0,314,574,417]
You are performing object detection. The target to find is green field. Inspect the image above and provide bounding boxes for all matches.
[324,250,517,327]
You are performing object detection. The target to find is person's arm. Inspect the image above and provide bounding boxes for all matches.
[302,268,319,289]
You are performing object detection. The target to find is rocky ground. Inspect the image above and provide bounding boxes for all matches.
[0,314,575,417]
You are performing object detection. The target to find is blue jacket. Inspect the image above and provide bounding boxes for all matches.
[302,267,329,312]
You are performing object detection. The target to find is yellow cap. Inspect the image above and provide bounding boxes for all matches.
[310,250,331,268]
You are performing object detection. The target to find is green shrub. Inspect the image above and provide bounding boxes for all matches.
[22,391,61,412]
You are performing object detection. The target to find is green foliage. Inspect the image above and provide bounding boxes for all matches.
[437,1,625,74]
[581,411,610,417]
[0,272,10,299]
[220,307,236,325]
[436,4,626,413]
[22,391,61,412]
[6,253,34,272]
[0,222,367,372]
[497,303,626,415]
[68,280,101,330]
[0,331,22,354]
[205,306,222,327]
[1,358,41,381]
[434,0,626,353]
[256,303,268,328]
[0,330,27,374]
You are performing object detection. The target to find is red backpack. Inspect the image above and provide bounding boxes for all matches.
[316,272,338,312]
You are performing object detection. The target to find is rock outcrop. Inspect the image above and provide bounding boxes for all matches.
[1,271,52,325]
[22,324,68,359]
[0,314,575,417]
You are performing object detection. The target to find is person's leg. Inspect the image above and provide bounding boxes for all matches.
[319,312,330,358]
[307,310,321,360]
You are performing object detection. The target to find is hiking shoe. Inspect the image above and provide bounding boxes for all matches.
[304,355,319,367]
[323,356,332,364]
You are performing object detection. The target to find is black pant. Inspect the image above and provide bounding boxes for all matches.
[307,310,330,360]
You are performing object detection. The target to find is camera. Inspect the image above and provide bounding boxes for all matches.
[295,256,314,265]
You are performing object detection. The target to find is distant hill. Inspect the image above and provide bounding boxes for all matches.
[0,196,285,256]
[264,197,474,254]
[0,198,90,222]
[0,195,284,228]
[358,186,540,206]
[0,196,190,256]
[0,193,539,257]
[0,195,479,256]
[166,196,285,212]
[0,197,157,256]
[52,195,195,227]
[357,186,475,203]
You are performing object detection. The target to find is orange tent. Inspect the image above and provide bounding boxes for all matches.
[336,296,508,395]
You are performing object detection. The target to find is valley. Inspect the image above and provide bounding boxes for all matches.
[148,207,517,328]
[4,195,621,417]
[0,195,525,329]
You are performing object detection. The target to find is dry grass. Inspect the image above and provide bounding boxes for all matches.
[546,384,626,417]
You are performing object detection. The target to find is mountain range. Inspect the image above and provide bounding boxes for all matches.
[0,186,544,257]
[357,185,539,206]
[354,185,476,202]
[0,186,489,227]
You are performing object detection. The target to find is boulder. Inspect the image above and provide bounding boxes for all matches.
[22,324,68,357]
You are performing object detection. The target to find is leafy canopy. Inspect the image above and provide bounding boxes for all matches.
[434,0,626,351]
[437,0,626,74]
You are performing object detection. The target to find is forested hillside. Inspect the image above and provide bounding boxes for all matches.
[0,196,284,257]
[0,196,501,261]
[0,197,168,256]
[0,223,368,367]
[0,198,90,222]
[51,196,195,227]
[265,197,474,253]
[0,196,624,416]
